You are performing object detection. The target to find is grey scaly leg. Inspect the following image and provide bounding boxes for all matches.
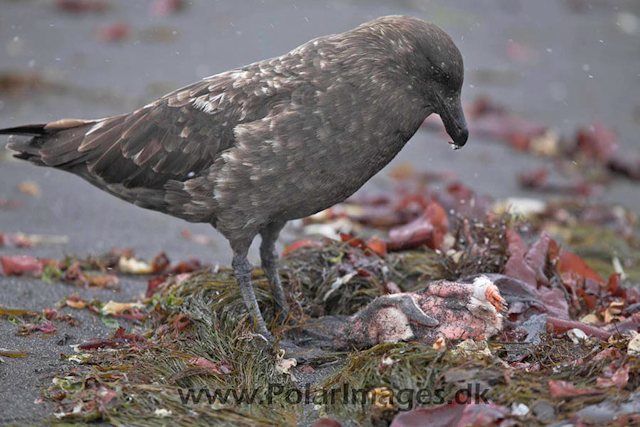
[260,221,289,321]
[231,239,273,342]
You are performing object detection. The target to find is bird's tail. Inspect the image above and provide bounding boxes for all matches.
[1,123,50,165]
[2,118,177,215]
[1,118,100,167]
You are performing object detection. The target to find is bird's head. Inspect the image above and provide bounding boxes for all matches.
[362,16,469,148]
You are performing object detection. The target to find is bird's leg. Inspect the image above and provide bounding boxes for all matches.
[231,240,273,342]
[260,221,289,322]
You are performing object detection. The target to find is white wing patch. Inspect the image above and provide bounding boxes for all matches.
[85,120,106,136]
[192,95,217,114]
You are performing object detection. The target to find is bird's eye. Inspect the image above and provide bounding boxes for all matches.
[433,68,449,83]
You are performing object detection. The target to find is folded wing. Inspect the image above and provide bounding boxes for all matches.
[3,67,286,190]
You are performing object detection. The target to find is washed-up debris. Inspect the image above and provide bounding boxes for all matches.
[101,301,144,318]
[629,333,640,355]
[282,239,324,257]
[55,0,110,13]
[63,262,120,289]
[609,154,640,180]
[117,256,153,274]
[0,349,28,358]
[566,327,588,343]
[1,255,46,276]
[138,26,180,44]
[0,233,31,248]
[78,326,147,350]
[518,167,592,196]
[187,357,232,376]
[0,232,69,248]
[0,71,47,95]
[390,401,511,427]
[45,268,298,425]
[19,163,636,425]
[1,249,206,295]
[424,95,640,201]
[566,123,640,181]
[180,229,215,246]
[40,224,640,425]
[305,165,492,241]
[96,22,130,43]
[17,321,58,336]
[0,306,38,317]
[65,294,88,309]
[286,170,639,423]
[495,227,639,340]
[596,364,630,389]
[436,95,640,185]
[0,198,22,209]
[44,308,78,326]
[541,205,639,281]
[548,380,602,397]
[153,408,172,418]
[2,305,78,338]
[150,0,187,16]
[275,350,298,380]
[571,391,640,424]
[451,339,493,358]
[310,419,341,427]
[285,212,514,318]
[0,69,133,108]
[387,203,448,252]
[18,181,41,197]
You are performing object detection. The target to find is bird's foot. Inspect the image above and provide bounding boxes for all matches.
[254,324,275,345]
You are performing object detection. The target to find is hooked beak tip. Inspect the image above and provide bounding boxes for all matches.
[439,96,469,150]
[449,126,468,149]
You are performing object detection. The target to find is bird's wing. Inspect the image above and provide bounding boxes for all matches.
[5,66,288,189]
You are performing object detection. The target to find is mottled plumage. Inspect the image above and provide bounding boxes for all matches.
[1,15,468,349]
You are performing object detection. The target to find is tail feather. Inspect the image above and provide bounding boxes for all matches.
[2,124,48,163]
[1,117,174,215]
[2,119,97,166]
[0,124,48,136]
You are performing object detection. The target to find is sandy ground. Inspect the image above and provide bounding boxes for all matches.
[0,0,639,424]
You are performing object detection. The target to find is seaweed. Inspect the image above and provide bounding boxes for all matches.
[316,335,640,426]
[36,198,640,426]
[46,271,299,426]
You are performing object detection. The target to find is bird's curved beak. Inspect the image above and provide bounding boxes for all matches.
[439,97,468,149]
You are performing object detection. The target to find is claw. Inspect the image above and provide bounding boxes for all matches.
[253,332,271,344]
